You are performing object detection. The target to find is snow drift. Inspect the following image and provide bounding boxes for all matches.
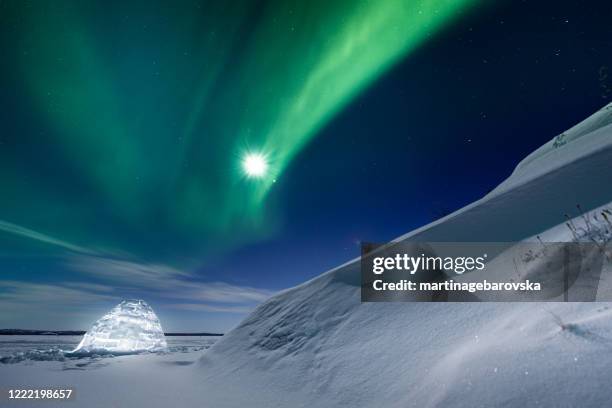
[197,103,612,407]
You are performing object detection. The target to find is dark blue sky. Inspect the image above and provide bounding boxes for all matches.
[221,0,612,288]
[1,0,611,332]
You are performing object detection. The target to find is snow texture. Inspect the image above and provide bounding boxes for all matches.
[73,300,167,354]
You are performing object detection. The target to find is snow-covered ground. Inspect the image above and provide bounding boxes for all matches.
[2,103,612,407]
[0,336,218,407]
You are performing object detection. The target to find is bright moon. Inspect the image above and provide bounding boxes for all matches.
[242,153,268,178]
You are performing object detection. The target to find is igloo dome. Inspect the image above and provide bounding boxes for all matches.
[74,299,167,354]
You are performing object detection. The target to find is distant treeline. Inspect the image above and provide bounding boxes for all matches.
[0,329,223,336]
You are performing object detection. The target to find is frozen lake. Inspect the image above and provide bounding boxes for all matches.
[0,334,222,407]
[0,335,220,364]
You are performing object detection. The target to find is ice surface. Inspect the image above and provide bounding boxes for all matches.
[73,300,167,354]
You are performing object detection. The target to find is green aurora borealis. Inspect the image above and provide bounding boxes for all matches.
[2,0,478,261]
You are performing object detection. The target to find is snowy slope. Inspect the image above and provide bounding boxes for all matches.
[196,103,612,408]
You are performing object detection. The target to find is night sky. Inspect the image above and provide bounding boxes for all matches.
[1,0,611,332]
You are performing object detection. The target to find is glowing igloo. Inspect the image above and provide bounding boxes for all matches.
[74,299,167,354]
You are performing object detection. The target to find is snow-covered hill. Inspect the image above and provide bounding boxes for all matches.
[197,103,612,407]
